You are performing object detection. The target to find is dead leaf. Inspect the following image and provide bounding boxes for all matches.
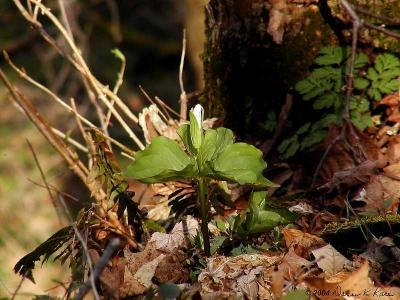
[312,244,350,277]
[283,228,325,257]
[138,104,179,144]
[151,217,199,251]
[353,174,400,214]
[199,254,282,298]
[314,124,383,190]
[304,261,400,300]
[288,201,314,215]
[120,220,195,297]
[267,0,290,44]
[134,254,165,287]
[386,136,400,164]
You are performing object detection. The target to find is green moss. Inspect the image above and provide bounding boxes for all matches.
[328,0,400,52]
[319,214,400,236]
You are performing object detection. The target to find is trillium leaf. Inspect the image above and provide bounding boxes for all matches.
[209,143,277,187]
[200,127,234,168]
[177,124,196,155]
[124,136,196,183]
[189,111,202,149]
[238,191,297,235]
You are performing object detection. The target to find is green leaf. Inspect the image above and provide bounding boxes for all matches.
[144,219,166,233]
[284,138,300,158]
[177,124,196,155]
[278,136,300,159]
[313,93,339,110]
[368,87,382,100]
[381,79,399,94]
[311,114,340,131]
[315,46,343,65]
[354,52,368,69]
[200,127,234,163]
[189,111,202,149]
[111,48,125,62]
[367,68,379,81]
[210,236,227,255]
[375,53,400,73]
[296,122,311,135]
[125,136,196,183]
[230,244,260,256]
[354,78,370,89]
[210,143,277,187]
[300,130,327,150]
[238,191,297,235]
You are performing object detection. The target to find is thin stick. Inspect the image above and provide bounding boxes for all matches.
[26,139,63,224]
[138,86,172,121]
[341,1,360,122]
[0,70,112,210]
[13,0,144,149]
[355,7,400,26]
[70,98,95,166]
[363,22,400,40]
[11,274,26,300]
[58,195,100,300]
[28,179,81,204]
[179,29,188,121]
[4,51,134,154]
[75,238,120,299]
[105,49,126,128]
[57,0,73,40]
[155,96,181,119]
[51,127,88,153]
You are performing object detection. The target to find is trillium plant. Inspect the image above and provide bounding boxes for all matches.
[125,104,278,256]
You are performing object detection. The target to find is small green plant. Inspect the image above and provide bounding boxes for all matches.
[125,104,280,256]
[279,46,400,158]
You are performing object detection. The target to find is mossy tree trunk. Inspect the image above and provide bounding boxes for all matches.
[203,0,400,138]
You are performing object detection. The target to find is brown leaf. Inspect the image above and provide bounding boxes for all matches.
[312,244,350,277]
[138,104,179,144]
[283,228,326,257]
[304,261,400,300]
[354,174,400,214]
[199,254,282,298]
[386,136,400,164]
[315,124,383,190]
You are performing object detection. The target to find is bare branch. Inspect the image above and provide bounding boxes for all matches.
[75,238,120,300]
[26,139,63,225]
[58,195,100,300]
[179,29,188,121]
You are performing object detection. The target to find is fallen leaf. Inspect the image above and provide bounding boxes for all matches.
[312,244,350,277]
[304,261,400,300]
[283,228,325,257]
[353,174,400,214]
[134,254,166,287]
[199,254,282,298]
[386,136,400,164]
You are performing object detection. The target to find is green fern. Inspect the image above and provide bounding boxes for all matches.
[366,53,400,100]
[279,47,400,159]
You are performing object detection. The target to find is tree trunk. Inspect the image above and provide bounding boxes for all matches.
[203,0,400,137]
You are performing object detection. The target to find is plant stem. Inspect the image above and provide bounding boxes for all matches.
[198,178,210,256]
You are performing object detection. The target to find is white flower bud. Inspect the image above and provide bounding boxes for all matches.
[192,104,204,129]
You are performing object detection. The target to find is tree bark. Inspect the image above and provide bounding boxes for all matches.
[203,0,400,137]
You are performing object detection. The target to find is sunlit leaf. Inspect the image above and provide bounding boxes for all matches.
[210,143,277,187]
[125,136,196,183]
